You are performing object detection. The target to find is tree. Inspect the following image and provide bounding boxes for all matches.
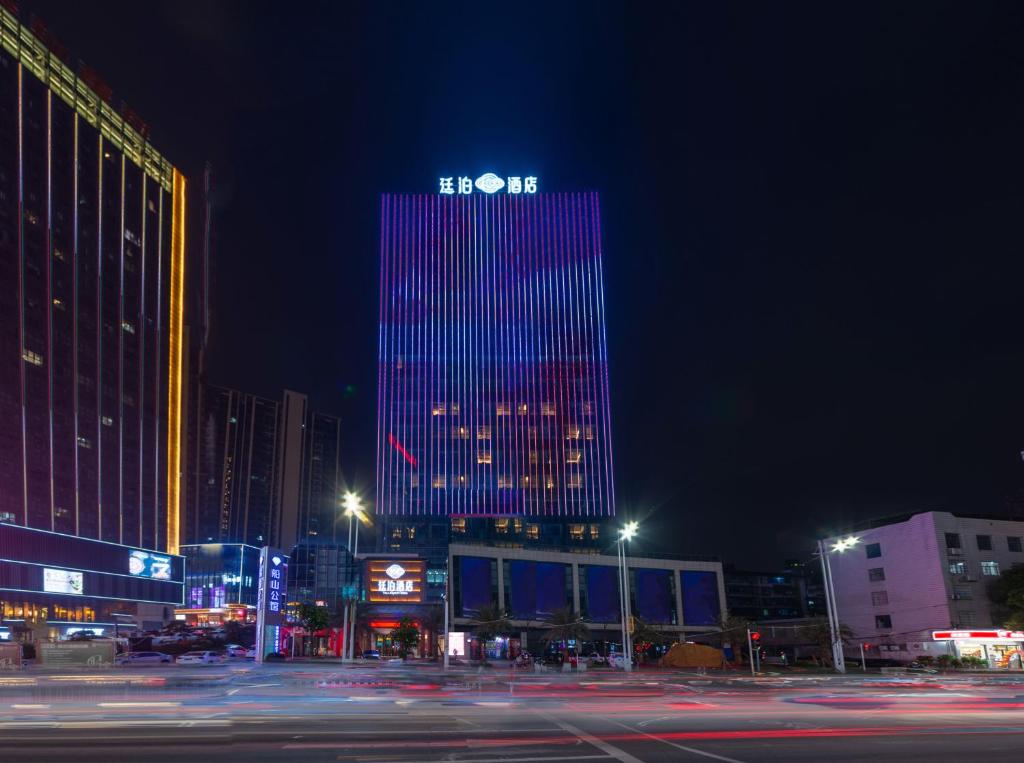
[795,617,853,667]
[389,617,420,658]
[988,564,1024,629]
[542,607,590,661]
[468,604,511,664]
[297,603,330,655]
[630,615,669,663]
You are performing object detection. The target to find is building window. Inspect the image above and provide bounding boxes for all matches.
[541,402,556,416]
[496,402,510,416]
[76,436,92,449]
[476,425,491,439]
[52,297,65,310]
[121,321,135,334]
[406,527,416,539]
[529,451,539,465]
[868,567,885,582]
[948,561,967,575]
[589,524,600,540]
[565,425,581,440]
[101,416,113,427]
[514,518,522,533]
[871,590,888,606]
[1009,537,1023,553]
[391,526,402,539]
[22,350,43,366]
[958,611,976,626]
[456,474,467,486]
[526,524,539,540]
[494,519,509,535]
[497,475,512,489]
[953,587,972,600]
[450,403,460,416]
[431,402,446,416]
[976,534,992,551]
[565,450,582,464]
[477,451,492,465]
[452,426,469,440]
[545,475,555,489]
[865,542,881,559]
[566,475,582,489]
[584,426,595,440]
[981,561,1000,576]
[409,474,419,488]
[432,475,446,489]
[451,517,466,534]
[945,533,961,549]
[427,569,447,585]
[569,524,584,540]
[875,615,892,629]
[581,401,593,415]
[517,403,528,416]
[520,475,531,487]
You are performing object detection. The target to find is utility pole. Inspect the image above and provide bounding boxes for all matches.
[747,628,756,677]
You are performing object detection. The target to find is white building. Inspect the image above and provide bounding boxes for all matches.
[824,511,1024,666]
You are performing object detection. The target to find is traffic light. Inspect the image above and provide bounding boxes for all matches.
[862,643,872,650]
[750,631,761,642]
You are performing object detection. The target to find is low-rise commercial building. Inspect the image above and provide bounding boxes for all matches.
[824,510,1024,666]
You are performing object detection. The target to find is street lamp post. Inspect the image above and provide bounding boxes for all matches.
[442,556,450,672]
[341,492,365,662]
[617,521,638,672]
[817,535,859,674]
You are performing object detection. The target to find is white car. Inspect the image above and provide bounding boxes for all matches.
[176,651,226,665]
[225,644,253,658]
[115,651,173,666]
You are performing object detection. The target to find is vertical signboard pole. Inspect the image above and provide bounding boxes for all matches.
[255,547,287,665]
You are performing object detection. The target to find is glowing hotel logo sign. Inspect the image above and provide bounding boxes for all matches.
[439,173,537,195]
[367,559,424,602]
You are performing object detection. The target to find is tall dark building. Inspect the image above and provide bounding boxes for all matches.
[184,385,342,550]
[0,9,186,635]
[188,385,282,547]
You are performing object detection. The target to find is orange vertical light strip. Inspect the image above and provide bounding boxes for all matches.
[166,169,186,553]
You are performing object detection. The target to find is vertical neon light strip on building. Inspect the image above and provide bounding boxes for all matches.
[166,169,186,554]
[376,192,614,517]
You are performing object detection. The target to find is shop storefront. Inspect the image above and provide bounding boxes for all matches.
[932,630,1024,669]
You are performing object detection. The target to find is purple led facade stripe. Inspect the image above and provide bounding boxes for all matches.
[376,192,615,518]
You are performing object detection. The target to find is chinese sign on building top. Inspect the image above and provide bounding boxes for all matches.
[439,173,537,195]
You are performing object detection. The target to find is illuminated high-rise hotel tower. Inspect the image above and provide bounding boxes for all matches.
[376,184,615,530]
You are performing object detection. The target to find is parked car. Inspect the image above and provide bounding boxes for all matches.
[152,634,188,645]
[906,660,939,674]
[586,653,609,667]
[176,651,226,665]
[115,651,172,666]
[361,649,381,660]
[225,644,253,658]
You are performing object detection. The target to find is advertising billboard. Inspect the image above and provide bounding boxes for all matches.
[43,568,83,595]
[128,550,172,579]
[255,547,288,663]
[38,640,115,668]
[366,559,424,603]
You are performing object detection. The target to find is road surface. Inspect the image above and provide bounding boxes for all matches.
[1,664,1023,761]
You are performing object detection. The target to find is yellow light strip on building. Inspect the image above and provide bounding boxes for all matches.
[0,6,172,191]
[167,170,186,554]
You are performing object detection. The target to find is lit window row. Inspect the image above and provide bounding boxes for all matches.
[22,349,43,366]
[428,474,585,489]
[434,402,594,417]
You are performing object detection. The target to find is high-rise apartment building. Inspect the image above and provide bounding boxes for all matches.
[376,190,615,520]
[0,9,186,636]
[184,385,342,551]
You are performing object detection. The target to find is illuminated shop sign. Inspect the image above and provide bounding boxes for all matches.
[255,548,288,664]
[438,173,537,195]
[43,568,83,595]
[128,550,172,580]
[367,559,424,603]
[932,630,1024,641]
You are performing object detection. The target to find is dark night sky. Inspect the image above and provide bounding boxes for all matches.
[25,1,1024,568]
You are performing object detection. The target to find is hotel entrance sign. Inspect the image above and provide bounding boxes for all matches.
[439,173,537,195]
